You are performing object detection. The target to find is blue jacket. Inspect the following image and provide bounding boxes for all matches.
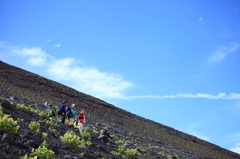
[70,108,76,118]
[60,104,66,114]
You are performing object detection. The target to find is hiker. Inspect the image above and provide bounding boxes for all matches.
[59,101,68,123]
[76,109,85,132]
[67,104,76,128]
[98,127,113,143]
[47,104,57,122]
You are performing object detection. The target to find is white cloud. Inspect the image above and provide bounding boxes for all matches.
[231,143,240,154]
[208,42,240,63]
[126,93,240,100]
[53,44,61,48]
[226,133,240,154]
[47,39,52,42]
[2,42,240,100]
[198,17,203,21]
[12,47,50,66]
[46,57,133,98]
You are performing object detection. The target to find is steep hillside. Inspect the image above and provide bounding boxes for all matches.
[0,60,239,159]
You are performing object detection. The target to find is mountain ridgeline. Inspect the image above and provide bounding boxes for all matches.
[0,60,239,159]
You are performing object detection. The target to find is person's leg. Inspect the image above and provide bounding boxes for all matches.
[69,118,74,127]
[78,122,84,132]
[61,115,65,123]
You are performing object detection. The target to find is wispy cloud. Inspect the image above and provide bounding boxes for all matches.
[1,42,240,100]
[208,42,240,63]
[11,46,50,66]
[230,143,240,154]
[198,17,203,21]
[53,44,61,48]
[46,57,133,98]
[0,42,133,98]
[226,133,240,154]
[188,124,210,141]
[126,93,240,100]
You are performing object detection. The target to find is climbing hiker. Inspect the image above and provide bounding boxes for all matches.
[59,101,68,123]
[76,109,85,132]
[98,127,113,143]
[67,104,76,128]
[47,104,57,122]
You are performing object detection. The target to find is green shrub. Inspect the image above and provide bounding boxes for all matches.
[46,120,59,127]
[0,106,3,117]
[39,120,45,123]
[17,118,24,123]
[0,113,20,135]
[40,140,48,147]
[125,149,140,159]
[79,153,84,157]
[30,108,37,113]
[60,131,82,148]
[92,129,98,134]
[48,128,57,133]
[85,140,92,146]
[111,151,120,157]
[16,104,28,112]
[80,131,91,140]
[29,121,40,132]
[41,132,48,140]
[31,145,54,159]
[140,148,147,153]
[38,112,48,119]
[115,145,127,155]
[21,155,37,159]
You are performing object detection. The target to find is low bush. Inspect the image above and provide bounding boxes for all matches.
[111,151,120,157]
[21,155,37,159]
[17,118,24,123]
[45,120,59,128]
[48,128,57,133]
[80,131,91,140]
[125,149,140,159]
[31,145,55,159]
[60,131,82,148]
[0,112,20,135]
[115,145,127,155]
[38,112,48,119]
[16,104,28,112]
[41,132,48,140]
[29,121,40,132]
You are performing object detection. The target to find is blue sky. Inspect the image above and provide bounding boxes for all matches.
[1,0,240,154]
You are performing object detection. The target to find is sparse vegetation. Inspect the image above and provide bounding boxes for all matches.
[16,104,28,112]
[38,112,48,119]
[60,131,82,148]
[125,149,140,159]
[41,132,48,140]
[48,128,57,133]
[0,109,20,135]
[30,145,55,159]
[29,121,40,132]
[80,131,91,140]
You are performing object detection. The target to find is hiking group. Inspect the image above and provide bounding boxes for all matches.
[45,100,85,133]
[45,100,113,143]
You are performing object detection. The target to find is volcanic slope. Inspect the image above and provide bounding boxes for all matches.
[0,60,239,159]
